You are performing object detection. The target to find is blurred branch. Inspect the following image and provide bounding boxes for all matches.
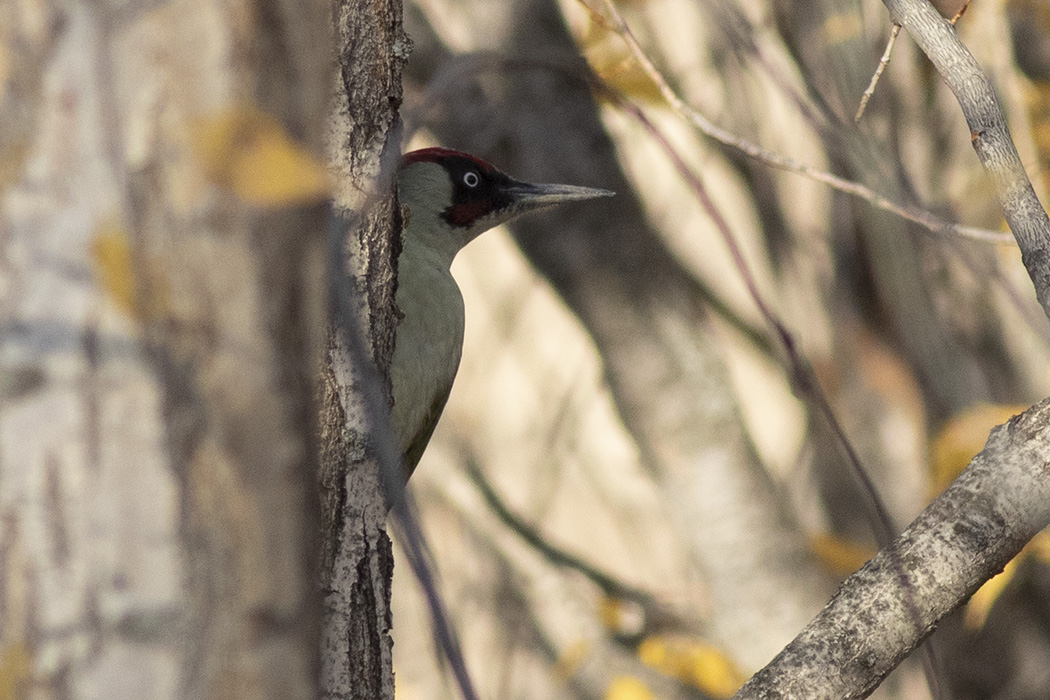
[733,399,1050,699]
[879,0,1050,317]
[949,1,971,24]
[593,83,900,549]
[466,457,650,602]
[582,0,1013,246]
[430,484,716,700]
[391,500,483,700]
[464,456,698,645]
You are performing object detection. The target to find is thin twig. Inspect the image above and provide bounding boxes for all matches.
[880,0,1050,319]
[465,458,652,603]
[578,0,1011,245]
[855,0,972,124]
[855,23,902,122]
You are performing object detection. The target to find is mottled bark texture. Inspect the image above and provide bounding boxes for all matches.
[0,0,330,697]
[734,398,1050,699]
[318,0,408,697]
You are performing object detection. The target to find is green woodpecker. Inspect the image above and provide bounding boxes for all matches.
[392,147,612,481]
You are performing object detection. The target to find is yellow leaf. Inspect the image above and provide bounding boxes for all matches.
[91,221,170,320]
[192,107,329,207]
[605,676,654,700]
[589,53,663,104]
[931,404,1027,495]
[1025,530,1050,563]
[0,643,31,700]
[598,595,645,638]
[552,639,590,681]
[638,635,744,699]
[575,20,663,105]
[963,530,1050,629]
[822,13,863,44]
[0,42,9,87]
[0,141,30,193]
[91,222,138,315]
[810,533,876,577]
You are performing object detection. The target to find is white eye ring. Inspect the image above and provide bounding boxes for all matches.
[463,171,480,188]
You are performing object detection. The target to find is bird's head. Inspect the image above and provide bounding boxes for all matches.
[397,147,613,260]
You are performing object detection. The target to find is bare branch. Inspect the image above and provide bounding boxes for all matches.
[855,24,901,123]
[584,0,1012,245]
[881,0,1050,317]
[733,399,1050,699]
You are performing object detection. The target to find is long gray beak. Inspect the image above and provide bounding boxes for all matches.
[506,180,615,212]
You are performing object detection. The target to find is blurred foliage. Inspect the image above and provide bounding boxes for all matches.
[637,635,745,698]
[394,0,1050,698]
[92,220,171,320]
[930,403,1028,495]
[0,643,30,700]
[92,222,140,317]
[192,107,329,206]
[576,12,664,103]
[599,595,647,638]
[605,676,656,700]
[809,531,877,577]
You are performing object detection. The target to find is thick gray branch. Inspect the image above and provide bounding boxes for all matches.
[882,0,1050,319]
[733,8,1050,694]
[733,398,1050,699]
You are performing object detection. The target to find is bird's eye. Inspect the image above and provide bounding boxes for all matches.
[463,171,480,188]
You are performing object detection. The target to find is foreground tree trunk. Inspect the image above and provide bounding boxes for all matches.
[318,0,408,698]
[0,0,330,698]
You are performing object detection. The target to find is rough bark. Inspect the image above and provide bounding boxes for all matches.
[733,398,1050,699]
[0,0,330,697]
[318,0,408,697]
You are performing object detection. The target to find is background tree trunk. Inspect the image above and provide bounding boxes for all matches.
[0,0,330,697]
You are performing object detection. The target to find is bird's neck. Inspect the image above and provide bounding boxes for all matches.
[397,164,466,269]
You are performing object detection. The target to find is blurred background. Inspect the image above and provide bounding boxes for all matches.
[391,0,1050,698]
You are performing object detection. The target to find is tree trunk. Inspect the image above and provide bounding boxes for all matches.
[0,0,331,697]
[318,0,409,698]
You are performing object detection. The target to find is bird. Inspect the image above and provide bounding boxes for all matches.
[390,147,613,490]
